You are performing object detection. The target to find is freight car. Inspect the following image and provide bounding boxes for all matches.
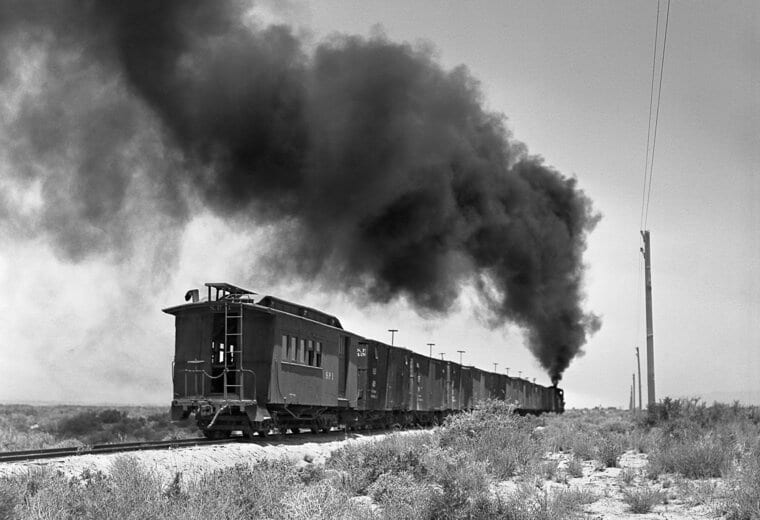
[166,283,564,438]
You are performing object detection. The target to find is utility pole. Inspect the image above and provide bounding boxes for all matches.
[427,343,435,358]
[493,362,498,372]
[457,350,465,365]
[631,373,636,411]
[635,347,643,411]
[629,382,634,411]
[439,353,445,360]
[640,230,656,407]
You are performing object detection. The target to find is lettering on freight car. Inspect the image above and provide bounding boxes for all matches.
[324,371,335,381]
[356,347,367,357]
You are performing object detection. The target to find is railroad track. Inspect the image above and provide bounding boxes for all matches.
[0,437,242,463]
[0,424,419,464]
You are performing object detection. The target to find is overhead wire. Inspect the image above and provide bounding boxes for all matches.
[641,0,671,230]
[639,0,661,230]
[643,0,671,229]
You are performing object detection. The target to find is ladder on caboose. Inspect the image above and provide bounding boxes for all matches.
[223,301,244,399]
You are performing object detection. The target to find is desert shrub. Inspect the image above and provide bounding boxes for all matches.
[440,400,543,478]
[618,467,637,486]
[97,409,126,424]
[6,457,324,519]
[643,398,760,435]
[146,412,170,429]
[570,434,597,461]
[553,486,598,510]
[203,460,300,517]
[55,410,101,437]
[279,480,373,520]
[326,432,432,494]
[627,428,655,453]
[540,459,559,480]
[679,479,717,507]
[721,448,760,520]
[565,457,584,478]
[599,417,634,435]
[500,484,596,520]
[368,472,441,520]
[297,463,325,485]
[0,405,200,449]
[647,434,733,479]
[12,457,168,519]
[596,434,625,468]
[541,416,578,452]
[423,449,491,513]
[622,486,664,514]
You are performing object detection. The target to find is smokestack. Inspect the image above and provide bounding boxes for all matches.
[0,0,601,382]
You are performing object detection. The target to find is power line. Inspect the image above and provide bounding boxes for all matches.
[643,0,671,229]
[639,0,661,230]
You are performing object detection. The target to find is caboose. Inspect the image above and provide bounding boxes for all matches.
[166,282,564,438]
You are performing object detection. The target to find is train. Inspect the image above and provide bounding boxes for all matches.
[166,282,564,438]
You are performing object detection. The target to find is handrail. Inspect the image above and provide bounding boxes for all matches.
[176,365,256,401]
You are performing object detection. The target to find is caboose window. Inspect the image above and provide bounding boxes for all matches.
[289,337,297,361]
[307,340,315,366]
[316,342,322,367]
[299,339,306,363]
[281,335,288,360]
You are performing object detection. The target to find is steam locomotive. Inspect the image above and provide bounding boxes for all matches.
[167,283,564,438]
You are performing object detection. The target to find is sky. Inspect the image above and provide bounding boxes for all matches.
[1,1,758,408]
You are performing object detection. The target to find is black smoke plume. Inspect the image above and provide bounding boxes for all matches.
[0,0,600,381]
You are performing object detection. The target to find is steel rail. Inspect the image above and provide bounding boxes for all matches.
[1,421,453,464]
[0,437,241,463]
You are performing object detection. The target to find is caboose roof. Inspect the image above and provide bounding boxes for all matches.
[258,295,343,329]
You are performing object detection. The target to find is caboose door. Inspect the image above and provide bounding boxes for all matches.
[338,336,350,398]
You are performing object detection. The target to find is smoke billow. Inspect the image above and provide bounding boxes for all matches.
[0,0,600,381]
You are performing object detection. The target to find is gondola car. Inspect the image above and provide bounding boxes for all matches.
[166,283,564,438]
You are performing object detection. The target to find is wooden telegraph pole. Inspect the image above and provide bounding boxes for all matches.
[629,378,634,411]
[640,230,656,408]
[632,373,636,411]
[636,347,643,411]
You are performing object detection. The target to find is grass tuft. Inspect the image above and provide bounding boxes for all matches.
[622,486,665,514]
[647,434,733,479]
[596,435,625,468]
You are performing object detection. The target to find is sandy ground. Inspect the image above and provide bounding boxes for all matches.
[493,450,720,519]
[1,435,723,518]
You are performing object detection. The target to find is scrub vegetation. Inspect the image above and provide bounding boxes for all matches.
[1,398,759,519]
[0,404,197,450]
